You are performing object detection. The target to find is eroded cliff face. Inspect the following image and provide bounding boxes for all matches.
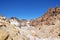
[0,7,60,40]
[29,7,60,38]
[29,7,60,27]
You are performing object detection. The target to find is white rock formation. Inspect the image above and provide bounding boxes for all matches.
[9,18,21,27]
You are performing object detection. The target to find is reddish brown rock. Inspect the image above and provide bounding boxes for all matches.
[29,7,60,27]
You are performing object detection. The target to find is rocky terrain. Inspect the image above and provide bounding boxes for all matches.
[0,7,60,40]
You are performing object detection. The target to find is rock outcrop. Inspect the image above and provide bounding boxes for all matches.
[30,7,60,27]
[0,7,60,40]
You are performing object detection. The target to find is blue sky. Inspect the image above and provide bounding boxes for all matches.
[0,0,60,20]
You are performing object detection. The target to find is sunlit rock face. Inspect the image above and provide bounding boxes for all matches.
[29,7,60,27]
[29,7,60,38]
[0,16,32,40]
[9,17,21,27]
[0,7,60,40]
[0,16,6,19]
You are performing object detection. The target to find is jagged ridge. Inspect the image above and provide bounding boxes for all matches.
[0,7,60,40]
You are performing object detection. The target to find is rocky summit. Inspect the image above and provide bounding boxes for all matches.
[0,7,60,40]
